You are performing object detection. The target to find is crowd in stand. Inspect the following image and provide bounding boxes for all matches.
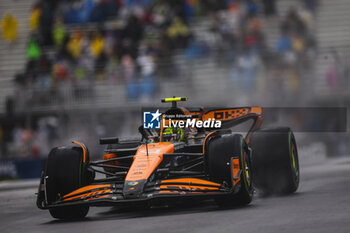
[219,0,318,94]
[0,97,60,159]
[1,0,320,158]
[11,0,319,106]
[15,0,200,103]
[267,5,317,95]
[325,48,350,91]
[0,116,59,159]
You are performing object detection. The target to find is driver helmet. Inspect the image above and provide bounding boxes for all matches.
[162,127,185,142]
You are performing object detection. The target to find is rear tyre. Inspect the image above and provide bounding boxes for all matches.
[250,127,299,195]
[207,134,253,207]
[45,146,92,219]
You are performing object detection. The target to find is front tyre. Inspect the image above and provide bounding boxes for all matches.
[207,134,253,207]
[250,127,299,195]
[45,145,93,219]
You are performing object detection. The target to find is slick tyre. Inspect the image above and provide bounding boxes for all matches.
[45,146,92,219]
[207,134,253,207]
[250,127,300,195]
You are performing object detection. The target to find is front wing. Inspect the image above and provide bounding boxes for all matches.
[38,170,242,209]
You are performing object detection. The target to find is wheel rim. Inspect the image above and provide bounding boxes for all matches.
[289,133,299,185]
[291,143,299,179]
[243,151,251,187]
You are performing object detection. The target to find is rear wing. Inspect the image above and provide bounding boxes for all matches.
[198,107,263,143]
[203,107,262,125]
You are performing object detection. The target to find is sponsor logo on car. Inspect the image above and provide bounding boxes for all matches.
[128,181,139,186]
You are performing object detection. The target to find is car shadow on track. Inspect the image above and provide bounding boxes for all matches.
[42,199,255,224]
[98,200,255,219]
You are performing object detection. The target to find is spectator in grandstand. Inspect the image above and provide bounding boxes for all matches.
[66,0,95,24]
[302,0,319,14]
[104,29,117,57]
[276,33,292,53]
[38,0,54,45]
[237,51,261,92]
[11,124,41,158]
[35,54,52,92]
[168,0,187,22]
[167,17,190,49]
[27,35,42,61]
[90,32,105,59]
[67,30,84,60]
[245,0,260,17]
[52,60,69,82]
[152,1,170,27]
[122,15,144,57]
[292,34,305,55]
[137,45,156,98]
[262,0,277,17]
[122,54,136,82]
[280,8,306,37]
[1,12,18,43]
[185,38,211,60]
[247,15,263,32]
[53,20,66,48]
[243,30,263,52]
[202,0,226,13]
[30,4,41,32]
[95,51,108,81]
[226,1,241,29]
[89,1,107,23]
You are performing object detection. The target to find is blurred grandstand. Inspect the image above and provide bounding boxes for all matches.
[0,0,349,163]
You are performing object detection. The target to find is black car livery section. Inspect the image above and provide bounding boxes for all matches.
[37,97,300,220]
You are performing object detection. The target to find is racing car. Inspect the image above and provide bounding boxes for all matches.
[36,97,300,219]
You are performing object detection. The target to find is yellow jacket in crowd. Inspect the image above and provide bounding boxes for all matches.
[90,35,105,58]
[67,32,83,59]
[1,12,18,42]
[167,18,189,38]
[29,8,41,31]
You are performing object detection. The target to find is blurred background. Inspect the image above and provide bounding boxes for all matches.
[0,0,349,179]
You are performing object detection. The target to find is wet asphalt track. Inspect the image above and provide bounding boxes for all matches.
[1,156,350,233]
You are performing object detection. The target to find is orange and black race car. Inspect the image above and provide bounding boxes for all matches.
[36,97,300,220]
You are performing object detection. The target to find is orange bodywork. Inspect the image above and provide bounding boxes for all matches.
[102,153,120,172]
[159,185,219,191]
[202,131,216,153]
[125,142,174,181]
[102,153,121,170]
[73,141,87,163]
[103,153,118,162]
[62,184,112,201]
[232,158,241,185]
[161,178,221,187]
[160,178,221,191]
[250,107,263,115]
[64,189,112,201]
[203,107,256,121]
